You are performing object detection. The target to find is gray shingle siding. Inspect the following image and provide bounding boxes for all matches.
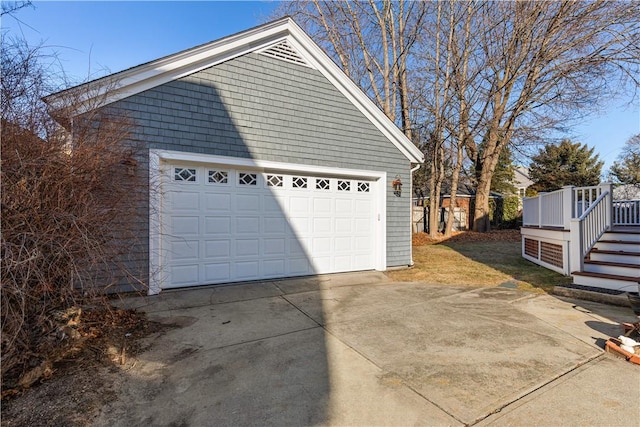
[114,52,413,286]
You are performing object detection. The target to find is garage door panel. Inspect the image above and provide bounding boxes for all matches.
[335,199,352,213]
[335,218,352,233]
[235,216,260,234]
[172,216,199,235]
[355,236,370,250]
[171,240,199,260]
[264,217,286,234]
[236,194,260,211]
[289,257,311,275]
[204,193,231,211]
[354,254,372,269]
[290,238,308,257]
[264,197,282,212]
[204,217,231,234]
[355,218,371,233]
[171,192,200,210]
[312,256,331,272]
[235,261,259,279]
[289,216,310,234]
[355,199,371,214]
[263,259,285,276]
[313,217,332,233]
[334,255,352,271]
[313,198,332,213]
[236,239,260,257]
[312,237,331,253]
[205,240,230,258]
[290,197,310,213]
[204,263,230,282]
[171,264,199,285]
[264,238,285,255]
[163,164,377,289]
[334,236,352,252]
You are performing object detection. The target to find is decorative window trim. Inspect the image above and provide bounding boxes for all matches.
[174,167,197,182]
[357,182,370,192]
[208,170,228,184]
[316,178,330,190]
[292,176,308,189]
[338,180,351,192]
[238,172,257,186]
[267,174,283,187]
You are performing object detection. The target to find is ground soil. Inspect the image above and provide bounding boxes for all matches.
[1,307,167,426]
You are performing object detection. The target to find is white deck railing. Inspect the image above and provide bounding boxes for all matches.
[613,200,640,225]
[569,190,611,273]
[523,183,640,275]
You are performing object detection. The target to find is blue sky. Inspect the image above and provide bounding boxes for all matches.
[3,1,638,173]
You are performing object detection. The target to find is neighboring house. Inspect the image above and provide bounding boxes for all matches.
[613,184,640,200]
[415,185,502,232]
[44,18,424,295]
[514,166,533,208]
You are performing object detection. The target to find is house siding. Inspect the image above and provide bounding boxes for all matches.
[113,52,413,287]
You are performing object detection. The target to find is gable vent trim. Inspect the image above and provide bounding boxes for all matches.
[258,39,314,68]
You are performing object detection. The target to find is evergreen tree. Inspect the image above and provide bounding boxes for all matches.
[529,140,603,192]
[490,146,517,195]
[609,134,640,186]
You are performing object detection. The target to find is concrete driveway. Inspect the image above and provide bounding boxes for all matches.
[100,272,640,426]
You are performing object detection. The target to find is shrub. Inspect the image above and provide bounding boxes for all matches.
[1,37,145,386]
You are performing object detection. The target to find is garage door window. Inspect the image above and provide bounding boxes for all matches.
[358,182,370,192]
[316,178,330,190]
[174,167,197,182]
[338,180,350,191]
[239,172,257,186]
[266,174,283,187]
[292,177,308,188]
[208,170,228,184]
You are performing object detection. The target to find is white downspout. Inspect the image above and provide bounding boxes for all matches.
[409,163,421,266]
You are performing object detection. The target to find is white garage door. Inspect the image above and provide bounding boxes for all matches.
[162,163,378,289]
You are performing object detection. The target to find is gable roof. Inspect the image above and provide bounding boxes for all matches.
[514,166,534,188]
[44,17,424,164]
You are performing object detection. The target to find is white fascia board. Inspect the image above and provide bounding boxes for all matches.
[285,22,424,164]
[151,149,385,180]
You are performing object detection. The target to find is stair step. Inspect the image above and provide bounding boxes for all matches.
[584,260,640,269]
[589,251,640,264]
[593,240,640,253]
[608,228,640,235]
[601,234,640,243]
[583,260,640,276]
[572,270,640,292]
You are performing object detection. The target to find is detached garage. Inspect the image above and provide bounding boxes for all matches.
[46,18,424,294]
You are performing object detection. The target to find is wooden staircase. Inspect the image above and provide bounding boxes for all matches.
[572,227,640,292]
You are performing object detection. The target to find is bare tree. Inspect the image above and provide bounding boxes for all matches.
[279,0,640,233]
[460,1,640,231]
[280,0,426,140]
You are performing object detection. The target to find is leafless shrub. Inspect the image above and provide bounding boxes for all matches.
[1,36,146,387]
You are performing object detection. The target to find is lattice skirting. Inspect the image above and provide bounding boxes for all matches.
[523,237,564,269]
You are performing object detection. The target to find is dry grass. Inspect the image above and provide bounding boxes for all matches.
[389,230,570,292]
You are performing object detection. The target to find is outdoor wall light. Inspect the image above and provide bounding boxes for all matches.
[392,175,403,197]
